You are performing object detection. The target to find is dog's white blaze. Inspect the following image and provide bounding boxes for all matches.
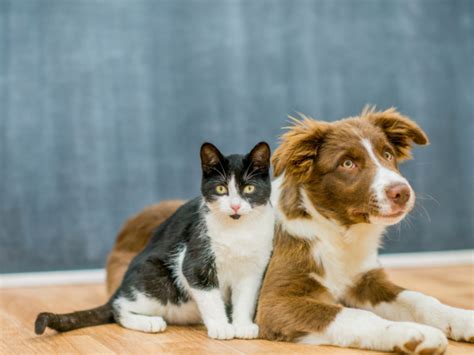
[361,139,414,222]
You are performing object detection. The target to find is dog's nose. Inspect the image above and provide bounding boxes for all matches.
[231,204,241,213]
[385,183,411,207]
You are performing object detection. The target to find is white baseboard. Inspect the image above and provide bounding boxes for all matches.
[0,269,106,288]
[379,249,473,268]
[1,249,472,288]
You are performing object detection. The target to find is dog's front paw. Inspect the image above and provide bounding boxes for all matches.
[389,322,447,354]
[206,321,235,340]
[401,291,474,343]
[234,323,259,339]
[442,308,474,343]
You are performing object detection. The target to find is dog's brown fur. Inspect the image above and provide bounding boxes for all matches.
[346,268,404,306]
[105,200,184,295]
[256,226,341,341]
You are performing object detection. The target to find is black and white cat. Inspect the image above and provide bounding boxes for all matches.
[35,142,275,340]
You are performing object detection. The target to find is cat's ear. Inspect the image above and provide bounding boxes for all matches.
[248,142,271,171]
[200,142,224,174]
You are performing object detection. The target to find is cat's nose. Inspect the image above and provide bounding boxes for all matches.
[231,204,241,213]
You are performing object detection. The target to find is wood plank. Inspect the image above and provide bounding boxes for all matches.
[1,265,473,354]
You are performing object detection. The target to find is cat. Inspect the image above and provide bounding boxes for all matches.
[35,142,275,340]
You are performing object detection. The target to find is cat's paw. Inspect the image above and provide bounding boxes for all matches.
[234,323,259,339]
[206,322,235,340]
[147,316,167,333]
[120,315,167,333]
[442,308,474,342]
[388,322,447,354]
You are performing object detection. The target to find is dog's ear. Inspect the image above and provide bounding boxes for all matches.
[364,107,429,161]
[272,115,328,181]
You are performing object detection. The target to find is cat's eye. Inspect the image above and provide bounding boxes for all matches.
[341,159,355,169]
[383,150,393,161]
[215,185,227,195]
[243,185,255,194]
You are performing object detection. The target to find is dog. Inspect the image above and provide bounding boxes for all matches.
[106,108,473,353]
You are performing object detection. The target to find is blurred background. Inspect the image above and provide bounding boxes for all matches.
[1,0,472,273]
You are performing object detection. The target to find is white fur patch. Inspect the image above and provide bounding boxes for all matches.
[190,288,234,340]
[119,313,167,333]
[205,202,274,289]
[114,288,202,328]
[371,290,474,342]
[298,308,447,353]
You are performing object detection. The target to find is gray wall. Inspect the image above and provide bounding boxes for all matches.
[1,0,473,273]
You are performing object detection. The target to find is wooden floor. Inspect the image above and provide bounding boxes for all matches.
[1,265,473,354]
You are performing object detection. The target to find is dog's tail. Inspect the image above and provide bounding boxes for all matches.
[34,303,114,334]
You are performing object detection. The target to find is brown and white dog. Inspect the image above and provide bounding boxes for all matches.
[256,107,473,353]
[106,108,473,354]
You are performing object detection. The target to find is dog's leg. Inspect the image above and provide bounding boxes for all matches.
[259,297,447,353]
[299,306,447,354]
[345,268,474,343]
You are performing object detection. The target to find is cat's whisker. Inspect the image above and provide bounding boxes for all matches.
[244,169,258,182]
[210,166,226,181]
[242,162,253,180]
[216,160,228,181]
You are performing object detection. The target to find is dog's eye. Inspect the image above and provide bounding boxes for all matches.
[341,159,355,169]
[383,151,393,161]
[243,185,255,194]
[215,185,227,194]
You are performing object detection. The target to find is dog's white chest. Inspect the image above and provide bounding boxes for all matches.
[310,223,384,301]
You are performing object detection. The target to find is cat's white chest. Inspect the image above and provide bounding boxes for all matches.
[205,205,274,288]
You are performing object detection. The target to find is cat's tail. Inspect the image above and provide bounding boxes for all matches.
[34,303,114,334]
